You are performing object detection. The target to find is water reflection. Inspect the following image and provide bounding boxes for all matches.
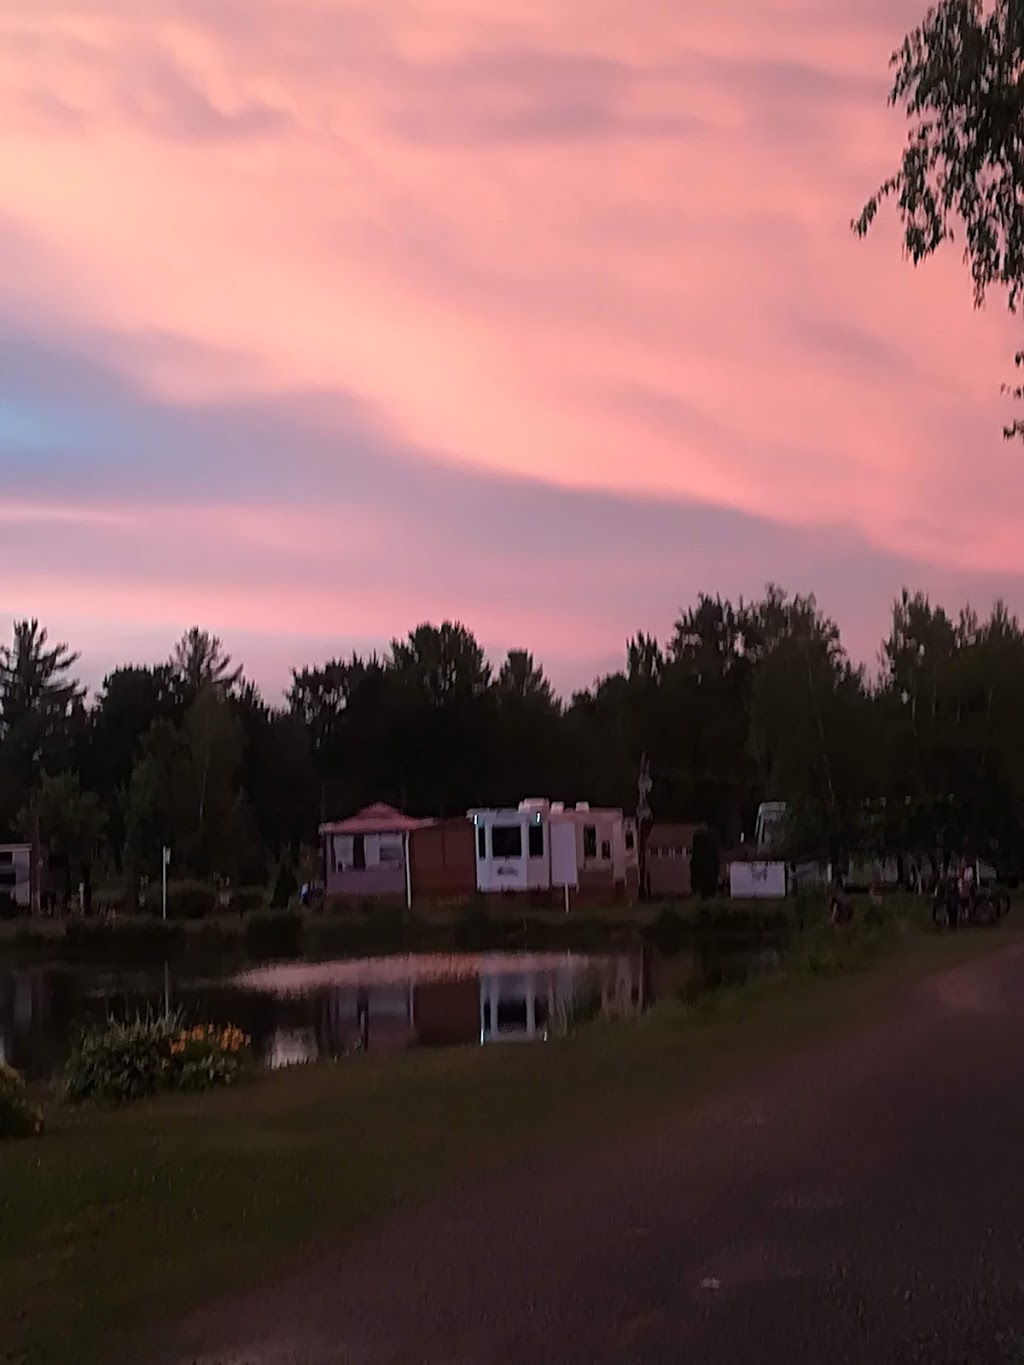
[0,950,651,1081]
[266,1027,319,1069]
[236,952,649,1059]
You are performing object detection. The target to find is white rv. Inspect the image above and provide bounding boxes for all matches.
[467,798,639,899]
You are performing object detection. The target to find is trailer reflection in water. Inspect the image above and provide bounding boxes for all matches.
[0,950,651,1079]
[237,952,650,1067]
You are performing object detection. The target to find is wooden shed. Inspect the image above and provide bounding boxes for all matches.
[408,818,477,901]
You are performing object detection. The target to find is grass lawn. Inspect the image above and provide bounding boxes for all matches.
[0,913,1018,1365]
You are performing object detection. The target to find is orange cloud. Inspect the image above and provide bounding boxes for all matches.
[3,0,1024,692]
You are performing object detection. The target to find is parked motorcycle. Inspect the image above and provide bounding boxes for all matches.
[968,885,1010,927]
[932,877,1010,929]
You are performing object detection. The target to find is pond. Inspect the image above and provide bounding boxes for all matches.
[0,950,654,1082]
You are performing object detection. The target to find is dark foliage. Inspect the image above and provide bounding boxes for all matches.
[165,881,218,920]
[63,918,186,961]
[855,0,1024,437]
[270,861,298,909]
[690,829,721,899]
[2,592,1024,901]
[243,908,303,957]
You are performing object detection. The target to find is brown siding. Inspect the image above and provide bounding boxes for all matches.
[646,855,692,897]
[644,822,702,898]
[409,819,477,900]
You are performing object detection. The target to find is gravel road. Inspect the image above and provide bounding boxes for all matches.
[165,942,1024,1365]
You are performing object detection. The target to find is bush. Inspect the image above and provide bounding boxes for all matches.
[271,861,299,909]
[228,886,267,915]
[165,881,218,920]
[690,829,721,899]
[64,1010,177,1103]
[63,1010,250,1105]
[0,1062,43,1139]
[244,907,303,956]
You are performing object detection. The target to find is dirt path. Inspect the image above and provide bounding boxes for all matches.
[164,944,1024,1364]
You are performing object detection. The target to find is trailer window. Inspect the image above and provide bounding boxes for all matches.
[491,824,522,859]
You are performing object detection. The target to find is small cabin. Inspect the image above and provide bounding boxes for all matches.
[319,803,432,901]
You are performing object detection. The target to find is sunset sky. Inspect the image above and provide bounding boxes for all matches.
[3,0,1023,699]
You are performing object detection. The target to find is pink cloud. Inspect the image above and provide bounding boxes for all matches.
[3,0,1024,694]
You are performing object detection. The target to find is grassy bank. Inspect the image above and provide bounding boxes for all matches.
[0,894,813,967]
[0,883,1002,965]
[0,908,1016,1365]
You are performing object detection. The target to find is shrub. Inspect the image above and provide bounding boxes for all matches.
[244,907,303,956]
[0,1062,43,1139]
[359,896,392,917]
[323,894,357,916]
[165,881,218,920]
[271,861,298,909]
[690,829,721,899]
[307,915,384,956]
[189,918,237,955]
[64,1010,178,1103]
[63,1010,250,1105]
[228,886,267,915]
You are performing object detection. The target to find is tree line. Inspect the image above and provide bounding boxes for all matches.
[2,584,1024,903]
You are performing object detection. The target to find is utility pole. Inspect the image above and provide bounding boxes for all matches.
[636,751,652,899]
[161,845,171,920]
[31,748,42,917]
[32,787,41,916]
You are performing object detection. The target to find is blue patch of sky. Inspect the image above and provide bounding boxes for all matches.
[0,402,66,452]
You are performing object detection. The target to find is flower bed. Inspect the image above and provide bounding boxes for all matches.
[64,1011,251,1105]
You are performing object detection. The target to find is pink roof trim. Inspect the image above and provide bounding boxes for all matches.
[319,802,435,835]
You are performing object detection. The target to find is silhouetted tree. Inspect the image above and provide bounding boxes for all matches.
[855,0,1024,435]
[3,586,1021,895]
[171,627,243,698]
